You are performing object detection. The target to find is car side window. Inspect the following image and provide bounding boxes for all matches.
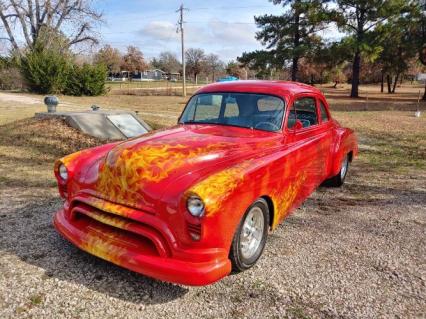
[319,101,329,123]
[288,97,318,129]
[224,96,239,118]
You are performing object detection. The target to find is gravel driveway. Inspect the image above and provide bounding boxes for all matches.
[1,159,425,318]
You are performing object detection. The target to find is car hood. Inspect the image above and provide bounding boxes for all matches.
[78,124,282,211]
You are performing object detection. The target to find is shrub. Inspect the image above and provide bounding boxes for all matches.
[0,57,27,90]
[19,46,107,96]
[0,66,26,90]
[20,48,70,94]
[64,63,107,96]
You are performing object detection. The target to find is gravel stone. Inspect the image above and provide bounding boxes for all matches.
[0,159,425,318]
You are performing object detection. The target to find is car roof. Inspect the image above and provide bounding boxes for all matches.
[196,80,323,98]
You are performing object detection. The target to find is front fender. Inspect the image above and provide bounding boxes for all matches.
[54,142,120,198]
[178,150,305,251]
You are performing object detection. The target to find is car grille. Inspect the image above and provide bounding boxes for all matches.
[70,200,171,257]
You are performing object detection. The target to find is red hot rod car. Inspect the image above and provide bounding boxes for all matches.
[53,81,358,286]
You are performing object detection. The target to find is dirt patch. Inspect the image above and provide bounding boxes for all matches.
[0,92,42,105]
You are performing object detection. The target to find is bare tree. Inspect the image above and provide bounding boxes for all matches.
[185,48,205,84]
[0,0,101,52]
[151,51,181,74]
[205,53,224,82]
[94,45,122,73]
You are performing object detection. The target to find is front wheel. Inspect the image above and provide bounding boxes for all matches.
[324,154,350,187]
[229,198,269,272]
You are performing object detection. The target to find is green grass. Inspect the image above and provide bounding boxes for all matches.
[29,294,44,306]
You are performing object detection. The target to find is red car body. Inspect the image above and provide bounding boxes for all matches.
[53,81,358,286]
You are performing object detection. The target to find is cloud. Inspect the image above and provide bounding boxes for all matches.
[207,20,257,45]
[140,21,179,42]
[138,18,259,61]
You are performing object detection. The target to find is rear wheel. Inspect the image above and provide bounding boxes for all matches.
[324,154,349,187]
[230,198,269,272]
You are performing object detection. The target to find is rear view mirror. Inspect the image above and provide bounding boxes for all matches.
[294,120,303,130]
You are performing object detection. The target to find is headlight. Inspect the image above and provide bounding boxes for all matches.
[187,196,205,217]
[58,164,68,181]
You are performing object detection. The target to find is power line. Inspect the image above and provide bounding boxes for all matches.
[190,5,273,10]
[100,20,257,36]
[186,21,256,25]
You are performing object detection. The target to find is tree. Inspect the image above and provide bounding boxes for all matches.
[204,53,224,82]
[0,0,101,52]
[329,66,348,88]
[121,46,148,73]
[185,48,205,84]
[20,44,71,94]
[376,6,420,94]
[226,60,246,79]
[151,51,181,74]
[253,0,331,82]
[417,0,426,99]
[94,45,122,74]
[312,40,352,85]
[331,0,411,97]
[238,50,277,79]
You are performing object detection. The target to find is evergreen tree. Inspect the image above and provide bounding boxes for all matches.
[331,0,412,97]
[253,0,331,81]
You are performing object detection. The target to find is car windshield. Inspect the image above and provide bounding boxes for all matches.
[179,93,285,132]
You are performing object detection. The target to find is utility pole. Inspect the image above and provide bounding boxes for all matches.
[177,4,188,97]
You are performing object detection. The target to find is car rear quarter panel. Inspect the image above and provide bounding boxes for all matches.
[330,125,358,177]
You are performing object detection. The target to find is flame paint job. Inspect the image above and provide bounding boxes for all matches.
[187,160,254,217]
[96,141,231,207]
[53,80,358,286]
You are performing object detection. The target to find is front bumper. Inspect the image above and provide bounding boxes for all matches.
[53,207,231,286]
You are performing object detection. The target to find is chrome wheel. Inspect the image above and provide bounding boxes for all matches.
[340,156,349,180]
[240,206,265,260]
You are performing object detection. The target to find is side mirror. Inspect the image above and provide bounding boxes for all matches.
[293,119,303,130]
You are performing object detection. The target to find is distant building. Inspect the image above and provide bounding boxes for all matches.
[132,69,166,81]
[107,71,129,82]
[107,69,181,82]
[416,73,426,82]
[167,72,181,81]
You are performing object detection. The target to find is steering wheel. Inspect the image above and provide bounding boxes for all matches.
[254,121,280,131]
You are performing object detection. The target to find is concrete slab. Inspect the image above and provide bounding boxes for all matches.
[35,110,151,140]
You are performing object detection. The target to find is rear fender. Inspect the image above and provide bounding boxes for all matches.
[330,128,358,177]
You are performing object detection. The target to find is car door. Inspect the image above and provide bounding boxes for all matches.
[316,97,334,180]
[285,94,329,207]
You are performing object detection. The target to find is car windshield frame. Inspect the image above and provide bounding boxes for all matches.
[178,92,286,133]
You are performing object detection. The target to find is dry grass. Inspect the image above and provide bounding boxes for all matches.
[1,82,425,126]
[335,111,425,173]
[317,82,426,111]
[0,118,103,191]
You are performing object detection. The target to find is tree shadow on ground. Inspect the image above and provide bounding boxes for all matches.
[0,198,188,305]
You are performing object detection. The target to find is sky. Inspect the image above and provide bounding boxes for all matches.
[93,0,285,62]
[0,0,341,61]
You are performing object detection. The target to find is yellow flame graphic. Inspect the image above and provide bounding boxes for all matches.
[188,161,253,217]
[96,142,230,206]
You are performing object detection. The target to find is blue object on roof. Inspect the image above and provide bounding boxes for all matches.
[217,76,239,82]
